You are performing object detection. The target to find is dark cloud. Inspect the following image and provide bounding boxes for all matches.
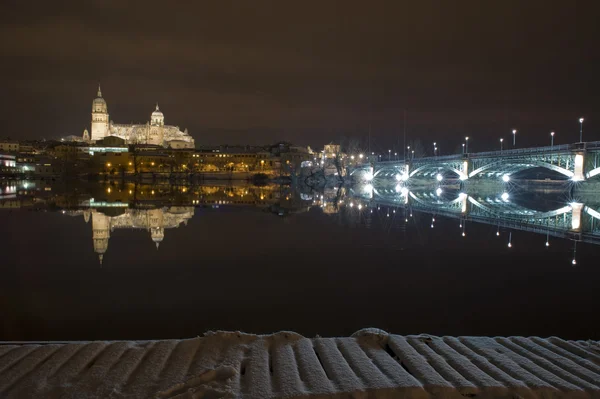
[0,0,599,149]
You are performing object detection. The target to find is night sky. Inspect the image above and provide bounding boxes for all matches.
[1,1,599,151]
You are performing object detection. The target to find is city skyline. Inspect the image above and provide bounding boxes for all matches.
[0,1,598,150]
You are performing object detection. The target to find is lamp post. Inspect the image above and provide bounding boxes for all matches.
[550,131,555,148]
[394,152,398,161]
[579,118,584,142]
[411,150,414,160]
[388,149,391,161]
[465,136,469,154]
[500,138,503,153]
[406,146,410,160]
[433,142,437,157]
[462,143,465,154]
[512,129,517,146]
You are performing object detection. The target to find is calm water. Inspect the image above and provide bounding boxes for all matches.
[1,180,599,341]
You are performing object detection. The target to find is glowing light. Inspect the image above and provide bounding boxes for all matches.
[579,117,584,123]
[508,242,512,248]
[462,232,466,237]
[436,173,443,181]
[502,174,510,182]
[151,190,155,195]
[545,241,550,247]
[395,184,402,193]
[496,231,500,236]
[358,204,363,210]
[396,174,402,181]
[106,163,112,168]
[129,190,132,194]
[572,259,577,265]
[436,187,443,196]
[107,187,111,193]
[431,224,434,228]
[350,202,354,207]
[400,187,408,196]
[501,192,509,201]
[359,154,364,159]
[151,162,155,166]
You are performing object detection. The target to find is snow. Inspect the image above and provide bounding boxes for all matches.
[0,330,599,398]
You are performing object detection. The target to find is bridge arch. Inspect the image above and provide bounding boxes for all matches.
[468,160,573,179]
[409,165,467,179]
[585,167,600,180]
[467,196,572,219]
[373,166,403,178]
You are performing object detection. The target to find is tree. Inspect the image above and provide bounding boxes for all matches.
[407,139,427,159]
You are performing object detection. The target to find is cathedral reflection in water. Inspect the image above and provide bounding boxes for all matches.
[2,180,599,266]
[70,207,194,264]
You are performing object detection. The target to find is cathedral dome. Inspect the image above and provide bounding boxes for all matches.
[151,104,164,126]
[150,227,164,249]
[152,104,164,118]
[92,85,107,112]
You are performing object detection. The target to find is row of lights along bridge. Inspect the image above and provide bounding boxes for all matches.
[366,118,586,161]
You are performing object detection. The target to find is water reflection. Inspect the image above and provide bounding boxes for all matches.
[2,180,599,266]
[2,180,600,340]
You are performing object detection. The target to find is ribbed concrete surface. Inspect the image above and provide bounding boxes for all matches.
[1,330,599,398]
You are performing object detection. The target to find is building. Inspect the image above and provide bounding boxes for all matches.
[89,85,194,149]
[0,153,17,174]
[0,139,19,153]
[191,146,273,172]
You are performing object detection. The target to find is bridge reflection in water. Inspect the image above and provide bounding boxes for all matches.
[341,183,600,263]
[3,180,599,265]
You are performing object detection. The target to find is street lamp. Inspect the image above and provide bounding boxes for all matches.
[406,146,410,159]
[550,131,555,148]
[394,152,397,161]
[462,143,465,154]
[359,153,364,159]
[433,142,437,157]
[465,137,469,153]
[512,129,517,146]
[579,118,584,142]
[388,149,391,161]
[500,138,504,152]
[411,150,414,160]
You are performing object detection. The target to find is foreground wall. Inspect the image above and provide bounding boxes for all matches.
[1,330,599,398]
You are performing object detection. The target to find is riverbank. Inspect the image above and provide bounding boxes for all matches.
[1,329,598,398]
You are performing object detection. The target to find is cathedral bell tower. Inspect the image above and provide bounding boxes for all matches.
[91,84,109,142]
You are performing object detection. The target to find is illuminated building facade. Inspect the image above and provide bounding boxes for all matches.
[90,85,194,149]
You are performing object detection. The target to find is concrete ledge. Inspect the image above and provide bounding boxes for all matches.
[1,330,599,398]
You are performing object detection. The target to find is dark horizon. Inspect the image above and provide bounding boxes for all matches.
[1,1,599,152]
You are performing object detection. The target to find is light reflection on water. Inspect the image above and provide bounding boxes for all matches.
[1,180,599,340]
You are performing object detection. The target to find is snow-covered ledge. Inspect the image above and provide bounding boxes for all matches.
[1,329,599,398]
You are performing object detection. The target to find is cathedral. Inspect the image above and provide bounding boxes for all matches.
[89,85,194,148]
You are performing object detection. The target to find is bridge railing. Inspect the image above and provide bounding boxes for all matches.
[373,141,600,164]
[471,144,572,158]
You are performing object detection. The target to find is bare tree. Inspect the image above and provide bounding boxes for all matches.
[407,139,427,159]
